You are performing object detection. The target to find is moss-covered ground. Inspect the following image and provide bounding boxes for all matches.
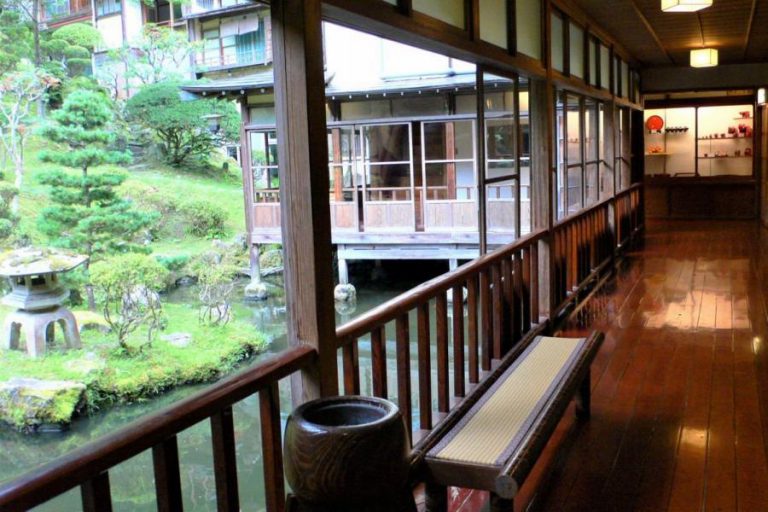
[0,303,267,431]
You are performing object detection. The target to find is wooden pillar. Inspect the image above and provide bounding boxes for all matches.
[529,78,552,320]
[338,256,349,285]
[445,122,457,199]
[476,68,488,255]
[240,100,260,284]
[332,128,343,202]
[272,0,338,402]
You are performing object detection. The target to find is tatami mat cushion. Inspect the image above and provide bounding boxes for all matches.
[432,336,585,465]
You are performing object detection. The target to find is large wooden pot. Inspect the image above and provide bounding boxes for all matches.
[283,395,414,511]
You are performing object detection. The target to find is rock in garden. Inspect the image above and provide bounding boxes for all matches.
[122,285,161,310]
[73,310,111,334]
[64,357,106,375]
[160,332,193,348]
[233,233,248,249]
[0,378,86,431]
[259,249,283,270]
[334,284,357,303]
[175,275,197,287]
[245,281,270,301]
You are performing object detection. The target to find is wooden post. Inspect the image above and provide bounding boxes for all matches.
[529,78,552,320]
[272,0,338,402]
[476,68,488,255]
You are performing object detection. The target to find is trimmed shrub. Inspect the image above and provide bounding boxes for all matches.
[180,200,227,238]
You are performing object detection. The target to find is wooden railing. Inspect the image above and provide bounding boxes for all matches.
[0,345,316,512]
[615,184,643,248]
[0,185,644,512]
[552,198,613,314]
[335,228,547,444]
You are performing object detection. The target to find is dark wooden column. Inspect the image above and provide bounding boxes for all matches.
[271,0,338,401]
[529,78,552,320]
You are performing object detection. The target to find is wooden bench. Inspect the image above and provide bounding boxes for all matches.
[423,331,604,512]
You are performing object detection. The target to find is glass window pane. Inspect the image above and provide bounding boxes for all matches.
[551,14,564,72]
[600,44,610,89]
[621,61,629,98]
[586,163,598,206]
[363,124,411,163]
[555,92,566,219]
[480,0,508,48]
[486,180,517,235]
[366,164,412,201]
[516,0,541,60]
[567,94,581,165]
[567,166,582,214]
[589,39,598,86]
[413,0,465,28]
[569,23,584,78]
[423,121,474,161]
[585,98,599,162]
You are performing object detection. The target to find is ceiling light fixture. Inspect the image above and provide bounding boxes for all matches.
[661,0,713,12]
[690,48,718,67]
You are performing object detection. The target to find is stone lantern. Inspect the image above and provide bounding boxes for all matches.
[0,248,87,358]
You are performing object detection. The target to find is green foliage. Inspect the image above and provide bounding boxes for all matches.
[0,182,19,240]
[41,23,101,78]
[156,253,190,272]
[180,200,227,238]
[126,82,240,166]
[190,246,239,326]
[91,253,170,352]
[36,91,155,263]
[0,10,33,75]
[104,24,198,87]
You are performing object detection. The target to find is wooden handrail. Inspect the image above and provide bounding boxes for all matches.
[335,228,548,344]
[0,345,316,512]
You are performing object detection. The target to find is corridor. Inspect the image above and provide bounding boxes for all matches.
[456,220,768,512]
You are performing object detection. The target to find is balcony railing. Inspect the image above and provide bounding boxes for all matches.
[187,0,256,15]
[195,48,267,69]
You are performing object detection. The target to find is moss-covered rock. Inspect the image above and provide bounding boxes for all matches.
[0,378,86,432]
[259,249,283,270]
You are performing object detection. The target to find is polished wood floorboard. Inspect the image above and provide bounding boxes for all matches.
[450,220,768,512]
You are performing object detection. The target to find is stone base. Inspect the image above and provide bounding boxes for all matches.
[2,307,82,358]
[334,284,357,303]
[245,281,271,301]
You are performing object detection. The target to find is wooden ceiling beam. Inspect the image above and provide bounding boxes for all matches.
[628,0,675,65]
[743,0,758,60]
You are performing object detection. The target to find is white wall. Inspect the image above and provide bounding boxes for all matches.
[323,22,473,92]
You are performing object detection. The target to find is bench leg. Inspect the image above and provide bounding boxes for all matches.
[424,482,447,512]
[575,368,591,420]
[490,493,514,512]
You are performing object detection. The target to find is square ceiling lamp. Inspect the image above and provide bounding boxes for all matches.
[661,0,713,12]
[690,48,718,68]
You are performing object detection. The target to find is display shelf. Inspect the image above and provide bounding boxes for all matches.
[733,117,753,120]
[646,152,671,156]
[697,156,753,159]
[697,137,752,141]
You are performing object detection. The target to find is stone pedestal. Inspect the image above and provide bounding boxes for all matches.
[0,248,88,358]
[2,307,81,358]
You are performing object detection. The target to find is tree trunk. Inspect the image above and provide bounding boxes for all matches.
[12,154,22,215]
[32,0,45,119]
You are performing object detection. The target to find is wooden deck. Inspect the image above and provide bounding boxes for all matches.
[448,219,768,512]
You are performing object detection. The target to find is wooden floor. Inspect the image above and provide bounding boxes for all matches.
[452,220,768,512]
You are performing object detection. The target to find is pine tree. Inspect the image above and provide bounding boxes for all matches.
[37,90,156,310]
